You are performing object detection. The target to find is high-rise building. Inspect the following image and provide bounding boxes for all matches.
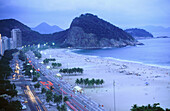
[9,38,14,49]
[0,34,3,55]
[2,36,9,51]
[1,37,5,55]
[11,29,22,48]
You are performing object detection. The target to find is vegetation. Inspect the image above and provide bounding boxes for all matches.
[57,104,67,111]
[43,58,56,64]
[34,82,41,89]
[18,50,26,61]
[52,63,62,68]
[75,78,104,87]
[59,68,83,75]
[0,98,22,111]
[64,96,68,102]
[53,94,62,106]
[33,50,42,59]
[125,28,153,37]
[32,76,38,82]
[45,90,53,104]
[41,87,46,94]
[22,62,33,78]
[131,103,170,111]
[23,60,41,79]
[0,49,22,111]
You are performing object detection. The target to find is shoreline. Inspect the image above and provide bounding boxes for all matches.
[40,48,170,111]
[69,49,170,70]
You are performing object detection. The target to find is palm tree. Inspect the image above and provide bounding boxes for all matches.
[75,79,80,85]
[46,90,53,105]
[57,105,61,111]
[80,68,83,74]
[54,94,61,106]
[64,96,68,102]
[80,78,83,85]
[88,80,92,87]
[61,104,67,111]
[91,78,95,87]
[84,78,89,87]
[34,82,40,90]
[100,79,104,86]
[41,87,46,94]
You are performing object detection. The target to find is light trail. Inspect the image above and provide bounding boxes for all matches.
[26,85,37,104]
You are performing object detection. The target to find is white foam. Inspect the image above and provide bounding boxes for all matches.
[71,50,170,69]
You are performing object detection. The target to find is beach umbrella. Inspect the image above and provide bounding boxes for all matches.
[145,82,149,86]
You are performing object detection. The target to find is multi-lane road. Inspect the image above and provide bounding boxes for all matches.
[11,52,47,111]
[26,50,104,111]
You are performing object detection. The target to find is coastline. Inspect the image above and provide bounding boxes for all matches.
[40,48,170,111]
[69,49,170,70]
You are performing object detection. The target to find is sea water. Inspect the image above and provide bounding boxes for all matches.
[73,38,170,69]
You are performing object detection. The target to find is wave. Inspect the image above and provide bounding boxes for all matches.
[70,50,170,70]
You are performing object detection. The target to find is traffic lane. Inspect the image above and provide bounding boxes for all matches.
[30,87,47,111]
[23,88,39,111]
[26,52,103,111]
[33,62,91,110]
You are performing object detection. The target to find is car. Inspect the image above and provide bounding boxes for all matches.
[24,100,28,103]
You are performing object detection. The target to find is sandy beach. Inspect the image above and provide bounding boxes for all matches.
[39,48,170,111]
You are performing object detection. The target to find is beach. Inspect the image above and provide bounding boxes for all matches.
[39,48,170,111]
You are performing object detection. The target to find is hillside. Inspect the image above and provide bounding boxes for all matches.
[62,13,142,48]
[0,14,143,48]
[125,28,153,38]
[32,22,63,34]
[0,19,64,45]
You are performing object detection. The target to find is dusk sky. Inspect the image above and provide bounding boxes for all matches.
[0,0,170,29]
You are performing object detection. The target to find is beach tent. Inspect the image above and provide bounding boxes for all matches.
[56,73,62,77]
[73,86,83,93]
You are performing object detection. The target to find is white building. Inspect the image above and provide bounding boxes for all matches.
[9,38,14,49]
[0,33,14,55]
[2,36,9,51]
[11,29,22,48]
[0,34,3,55]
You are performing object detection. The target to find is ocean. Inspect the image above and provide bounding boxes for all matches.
[73,38,170,69]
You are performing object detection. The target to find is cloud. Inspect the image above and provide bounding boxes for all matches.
[0,0,170,28]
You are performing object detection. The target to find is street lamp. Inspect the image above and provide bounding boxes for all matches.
[113,80,116,111]
[38,44,40,48]
[52,42,55,46]
[30,70,33,73]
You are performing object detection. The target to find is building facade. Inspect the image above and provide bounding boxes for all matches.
[0,34,3,55]
[2,36,9,51]
[11,29,22,48]
[0,29,22,55]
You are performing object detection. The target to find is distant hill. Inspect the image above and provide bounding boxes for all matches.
[32,22,63,34]
[62,13,142,48]
[0,19,65,45]
[125,28,153,38]
[140,25,170,37]
[0,14,143,48]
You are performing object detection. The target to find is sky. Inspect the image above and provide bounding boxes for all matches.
[0,0,170,29]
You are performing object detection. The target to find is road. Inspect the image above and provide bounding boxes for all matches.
[26,50,104,111]
[11,52,47,111]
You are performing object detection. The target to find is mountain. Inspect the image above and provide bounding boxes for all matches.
[32,22,63,34]
[62,13,142,48]
[140,25,170,36]
[0,19,64,45]
[125,28,153,38]
[0,14,143,48]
